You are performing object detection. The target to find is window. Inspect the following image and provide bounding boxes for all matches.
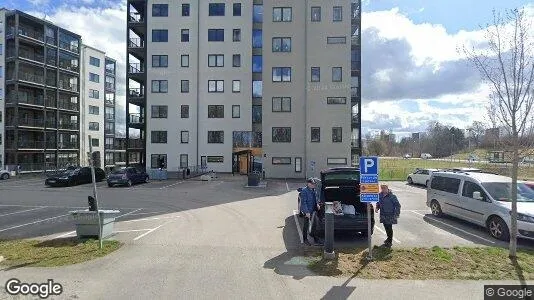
[152,29,168,42]
[327,97,347,104]
[152,4,168,16]
[328,158,347,165]
[327,37,347,44]
[233,29,241,42]
[252,56,262,73]
[232,105,240,118]
[89,89,99,99]
[272,157,291,165]
[272,67,291,82]
[311,67,320,82]
[207,156,224,163]
[272,97,291,112]
[209,3,225,16]
[89,56,100,67]
[181,55,189,67]
[208,29,224,41]
[88,105,99,115]
[91,138,100,147]
[180,154,188,168]
[181,80,189,93]
[232,80,241,92]
[151,154,167,169]
[208,131,224,143]
[151,80,168,93]
[311,7,321,22]
[208,80,224,92]
[208,54,224,67]
[181,131,189,143]
[332,67,342,82]
[89,73,99,83]
[233,3,241,16]
[462,181,487,200]
[311,127,320,142]
[89,122,99,131]
[151,105,168,118]
[181,29,189,42]
[333,6,343,21]
[151,131,167,143]
[430,176,461,194]
[252,81,262,97]
[272,37,291,52]
[332,127,342,142]
[152,55,168,67]
[273,7,292,22]
[253,5,263,23]
[252,105,262,123]
[208,105,224,118]
[181,105,189,118]
[252,29,262,48]
[233,54,241,67]
[295,157,302,172]
[182,4,190,16]
[272,127,291,143]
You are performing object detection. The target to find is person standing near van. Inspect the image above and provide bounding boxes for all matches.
[375,184,401,247]
[300,178,320,245]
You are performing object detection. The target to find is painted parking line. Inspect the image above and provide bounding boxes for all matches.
[292,210,304,244]
[374,225,401,244]
[160,181,184,189]
[133,221,170,241]
[125,211,168,217]
[0,214,70,233]
[114,229,152,233]
[55,231,76,239]
[122,215,181,223]
[409,210,496,244]
[116,208,143,219]
[0,206,46,217]
[286,182,290,192]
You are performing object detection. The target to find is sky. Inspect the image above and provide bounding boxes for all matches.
[4,0,534,139]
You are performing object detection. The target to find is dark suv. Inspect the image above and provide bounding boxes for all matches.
[312,167,374,237]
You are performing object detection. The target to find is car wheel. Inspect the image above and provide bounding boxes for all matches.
[407,177,413,185]
[144,176,149,183]
[127,180,132,187]
[430,200,442,217]
[488,216,510,241]
[1,173,9,180]
[108,184,113,188]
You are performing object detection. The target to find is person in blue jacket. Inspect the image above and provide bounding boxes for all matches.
[375,184,401,247]
[300,178,320,245]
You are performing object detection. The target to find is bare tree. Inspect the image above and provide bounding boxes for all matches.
[461,8,534,258]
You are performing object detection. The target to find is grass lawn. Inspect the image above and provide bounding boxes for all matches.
[0,238,121,268]
[309,246,534,280]
[379,158,534,181]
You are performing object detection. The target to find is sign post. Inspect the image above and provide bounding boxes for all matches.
[359,156,379,260]
[88,135,102,250]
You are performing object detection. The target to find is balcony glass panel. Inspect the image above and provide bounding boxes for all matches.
[58,31,79,53]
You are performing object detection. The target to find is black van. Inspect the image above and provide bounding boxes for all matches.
[311,167,374,237]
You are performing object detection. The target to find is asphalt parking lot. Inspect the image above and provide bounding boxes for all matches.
[1,175,533,251]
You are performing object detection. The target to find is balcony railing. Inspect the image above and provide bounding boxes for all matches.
[46,77,57,87]
[45,97,57,108]
[46,36,56,46]
[8,26,44,42]
[58,81,78,92]
[128,12,144,23]
[128,139,144,149]
[106,66,115,75]
[58,122,79,130]
[129,114,143,124]
[8,118,45,128]
[114,141,127,150]
[351,113,360,124]
[58,61,79,73]
[105,82,115,90]
[45,120,57,128]
[19,51,44,63]
[59,41,79,53]
[58,142,79,149]
[58,101,78,111]
[18,72,45,84]
[17,141,46,149]
[16,95,45,106]
[128,38,144,48]
[46,141,58,149]
[128,88,144,98]
[129,63,143,74]
[105,129,115,135]
[105,99,115,106]
[351,35,360,46]
[351,139,359,148]
[106,114,115,121]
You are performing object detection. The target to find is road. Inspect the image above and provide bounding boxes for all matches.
[0,176,532,299]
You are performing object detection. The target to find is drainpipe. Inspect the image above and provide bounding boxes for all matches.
[304,0,308,179]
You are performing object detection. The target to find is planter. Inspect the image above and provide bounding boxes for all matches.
[70,210,120,239]
[247,172,261,186]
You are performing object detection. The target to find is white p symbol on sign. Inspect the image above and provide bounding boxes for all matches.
[364,159,375,173]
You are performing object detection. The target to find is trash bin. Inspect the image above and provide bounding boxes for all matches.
[247,172,260,186]
[186,168,191,176]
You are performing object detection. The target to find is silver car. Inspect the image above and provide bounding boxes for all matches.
[427,171,534,241]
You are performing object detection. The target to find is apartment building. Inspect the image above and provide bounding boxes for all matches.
[126,0,362,178]
[0,9,120,172]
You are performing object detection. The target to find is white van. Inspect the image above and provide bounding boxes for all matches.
[427,171,534,241]
[421,153,433,159]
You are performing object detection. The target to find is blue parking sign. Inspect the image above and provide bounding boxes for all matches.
[359,157,378,175]
[361,194,379,203]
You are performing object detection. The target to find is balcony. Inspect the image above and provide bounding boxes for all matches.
[46,36,56,46]
[128,88,144,98]
[351,113,360,125]
[17,140,46,149]
[58,142,79,150]
[46,77,57,87]
[59,41,79,53]
[351,139,359,148]
[58,122,79,130]
[128,12,144,23]
[128,37,144,49]
[58,61,79,73]
[8,26,44,42]
[58,81,78,92]
[8,118,45,128]
[19,50,45,63]
[105,99,115,106]
[45,97,57,108]
[46,141,58,149]
[18,72,45,85]
[45,119,57,128]
[16,95,45,107]
[106,66,115,76]
[128,139,144,149]
[58,101,78,111]
[129,114,143,129]
[351,35,360,46]
[105,82,115,91]
[129,63,144,74]
[106,114,115,121]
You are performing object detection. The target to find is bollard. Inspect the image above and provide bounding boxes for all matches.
[323,202,335,259]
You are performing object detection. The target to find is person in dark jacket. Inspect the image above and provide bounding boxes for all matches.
[375,184,401,247]
[300,178,320,245]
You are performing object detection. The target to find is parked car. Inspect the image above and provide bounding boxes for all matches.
[107,167,149,187]
[526,182,534,191]
[0,168,10,180]
[421,153,433,159]
[468,154,479,162]
[407,168,439,187]
[310,167,374,237]
[427,171,534,241]
[403,154,411,159]
[45,167,105,187]
[296,177,321,217]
